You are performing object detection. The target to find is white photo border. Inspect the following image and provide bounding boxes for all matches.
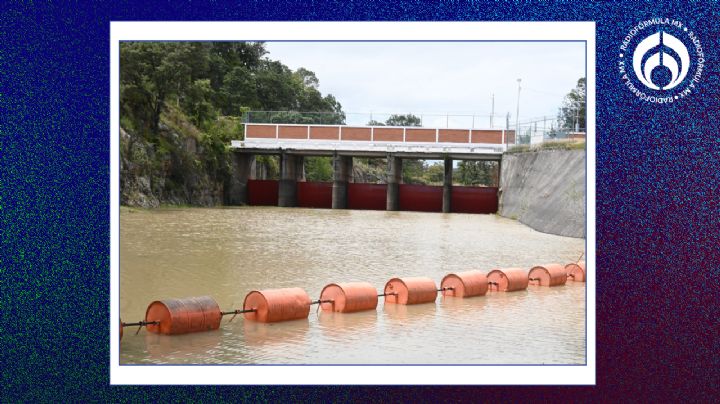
[110,21,596,385]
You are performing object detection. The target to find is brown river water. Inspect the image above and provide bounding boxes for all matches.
[119,207,586,365]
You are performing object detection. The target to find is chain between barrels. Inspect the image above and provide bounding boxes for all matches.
[121,320,160,335]
[221,308,257,323]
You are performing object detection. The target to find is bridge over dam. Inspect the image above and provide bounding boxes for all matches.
[227,123,517,214]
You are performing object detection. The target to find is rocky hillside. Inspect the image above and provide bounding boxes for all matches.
[120,114,224,208]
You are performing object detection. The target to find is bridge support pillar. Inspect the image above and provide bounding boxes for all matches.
[386,155,402,211]
[332,155,352,209]
[226,153,255,205]
[279,153,302,207]
[443,157,452,213]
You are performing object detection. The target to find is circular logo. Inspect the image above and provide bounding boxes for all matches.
[619,18,704,103]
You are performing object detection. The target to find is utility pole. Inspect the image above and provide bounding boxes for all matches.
[575,105,580,132]
[490,93,495,128]
[515,78,522,144]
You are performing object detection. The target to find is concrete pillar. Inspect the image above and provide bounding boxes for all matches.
[295,155,306,182]
[225,153,255,205]
[386,155,402,211]
[442,156,452,213]
[332,155,352,209]
[278,153,301,207]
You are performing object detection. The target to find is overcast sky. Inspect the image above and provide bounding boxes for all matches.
[265,41,585,128]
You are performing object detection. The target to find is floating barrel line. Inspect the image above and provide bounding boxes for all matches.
[120,261,587,341]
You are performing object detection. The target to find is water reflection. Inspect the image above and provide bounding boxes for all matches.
[120,207,586,364]
[241,319,311,347]
[144,330,223,362]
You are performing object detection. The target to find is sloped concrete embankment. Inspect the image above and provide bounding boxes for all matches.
[499,149,586,238]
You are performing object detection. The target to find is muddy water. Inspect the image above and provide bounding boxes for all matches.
[119,207,586,364]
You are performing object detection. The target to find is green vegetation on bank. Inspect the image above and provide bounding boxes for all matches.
[120,42,344,206]
[505,140,586,154]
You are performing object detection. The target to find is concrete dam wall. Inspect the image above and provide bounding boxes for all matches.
[499,149,586,238]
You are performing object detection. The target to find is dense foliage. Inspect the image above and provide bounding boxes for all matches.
[120,42,344,198]
[121,42,344,133]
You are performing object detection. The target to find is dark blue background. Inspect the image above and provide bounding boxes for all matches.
[2,1,718,400]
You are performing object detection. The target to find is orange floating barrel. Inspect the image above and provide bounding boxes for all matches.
[384,277,437,305]
[566,261,586,282]
[440,270,488,298]
[319,282,378,313]
[144,296,222,335]
[243,287,311,323]
[487,268,529,292]
[528,264,568,286]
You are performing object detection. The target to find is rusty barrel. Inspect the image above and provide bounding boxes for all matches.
[384,277,437,305]
[566,261,586,282]
[144,296,222,335]
[440,270,488,298]
[243,287,311,323]
[528,264,568,286]
[487,268,529,292]
[319,282,378,313]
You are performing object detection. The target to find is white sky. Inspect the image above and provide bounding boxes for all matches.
[265,41,585,128]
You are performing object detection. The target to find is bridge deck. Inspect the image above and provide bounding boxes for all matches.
[231,123,514,160]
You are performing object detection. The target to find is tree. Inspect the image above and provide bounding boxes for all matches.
[559,78,586,131]
[457,161,498,186]
[120,43,191,133]
[304,157,333,182]
[424,163,445,185]
[386,114,422,127]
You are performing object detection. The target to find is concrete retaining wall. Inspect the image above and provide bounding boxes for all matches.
[499,149,586,238]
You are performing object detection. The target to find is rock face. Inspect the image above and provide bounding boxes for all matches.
[120,127,224,208]
[499,149,586,238]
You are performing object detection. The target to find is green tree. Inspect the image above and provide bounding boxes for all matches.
[402,161,425,184]
[120,43,190,133]
[457,161,498,186]
[386,114,422,127]
[304,157,333,182]
[182,79,215,127]
[424,163,445,185]
[559,78,586,131]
